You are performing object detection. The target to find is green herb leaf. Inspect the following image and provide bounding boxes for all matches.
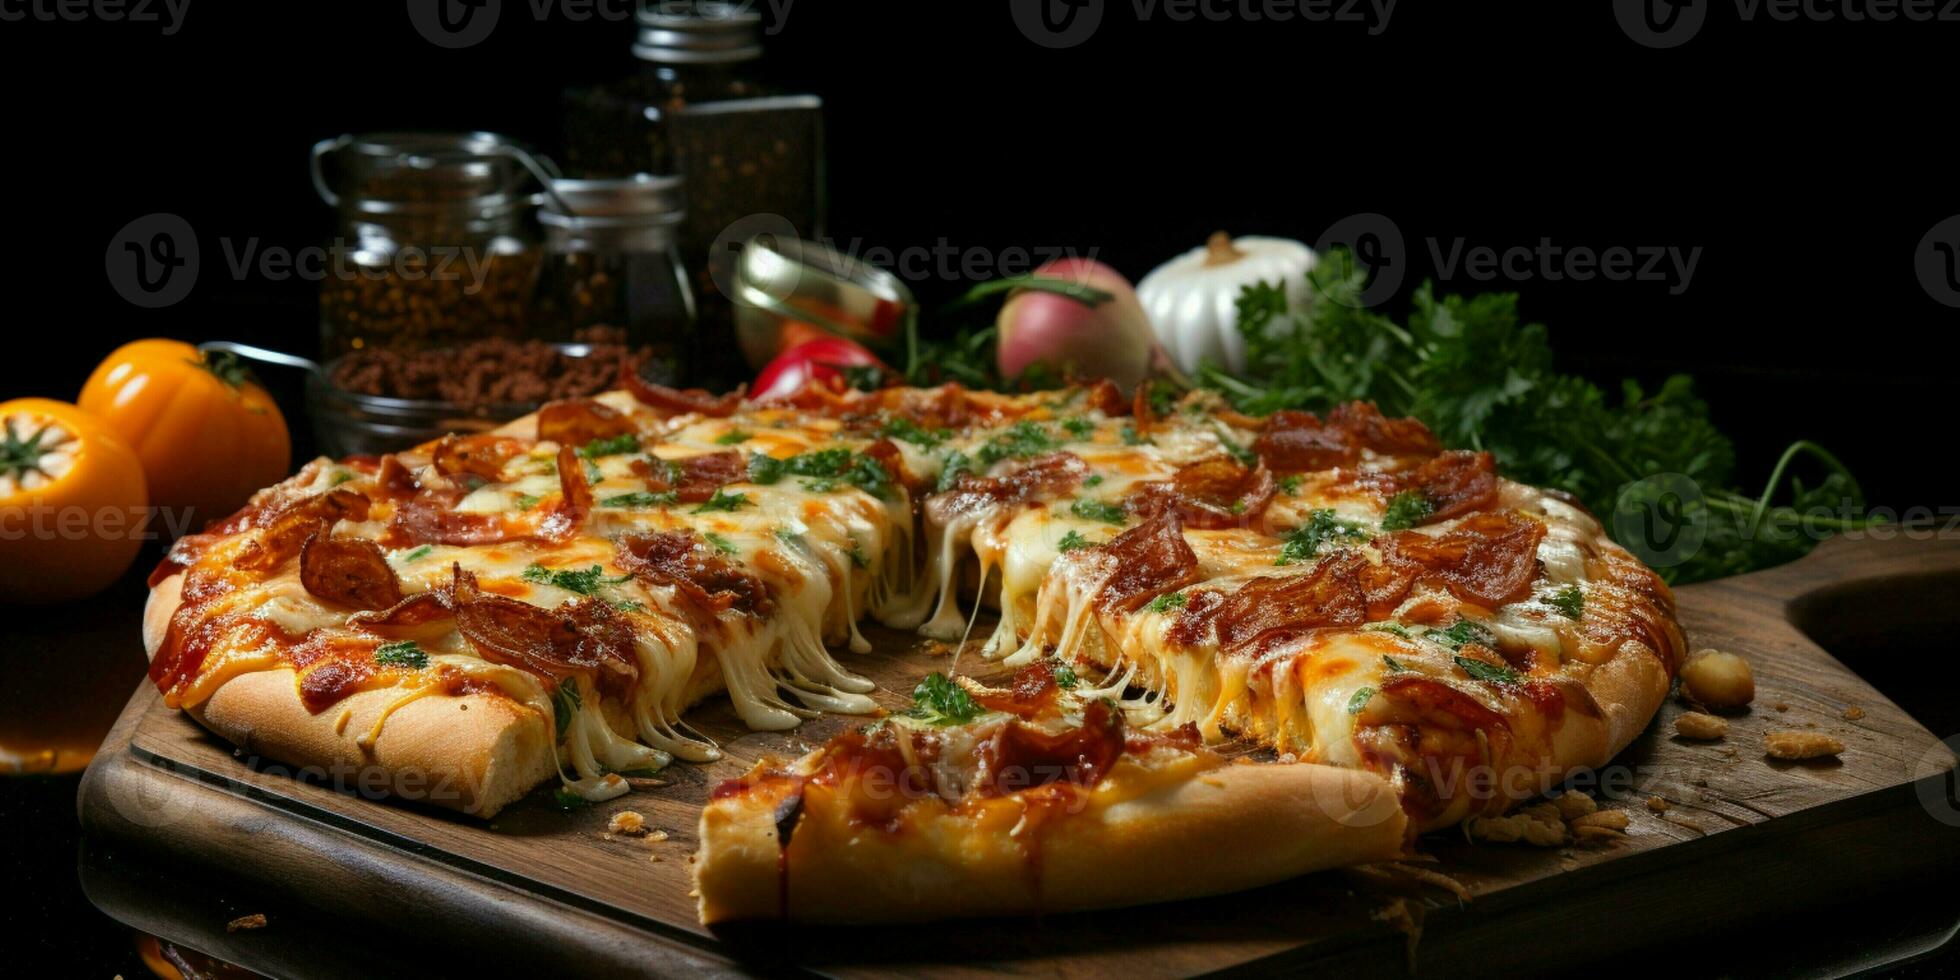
[1278,474,1304,495]
[514,493,541,510]
[578,434,639,459]
[1548,585,1585,619]
[397,545,434,563]
[1365,622,1413,639]
[714,429,752,445]
[1083,473,1104,487]
[1051,661,1079,690]
[600,491,677,509]
[1346,686,1377,714]
[551,680,584,738]
[1061,416,1095,438]
[1423,618,1497,651]
[523,563,632,596]
[1380,490,1434,531]
[936,450,973,493]
[908,672,983,726]
[692,489,750,513]
[1276,509,1369,565]
[1455,656,1518,684]
[704,531,739,555]
[977,420,1059,465]
[373,641,429,670]
[1145,591,1188,613]
[1382,655,1407,672]
[879,415,951,449]
[1120,424,1152,446]
[1057,529,1091,552]
[1070,498,1128,525]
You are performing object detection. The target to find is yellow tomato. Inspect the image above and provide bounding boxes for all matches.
[80,339,291,531]
[0,399,150,603]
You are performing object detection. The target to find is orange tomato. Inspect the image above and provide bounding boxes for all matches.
[0,398,150,603]
[79,339,291,532]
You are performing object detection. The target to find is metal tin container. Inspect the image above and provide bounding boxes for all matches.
[730,235,914,368]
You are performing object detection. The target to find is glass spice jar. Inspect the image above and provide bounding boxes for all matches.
[311,132,555,357]
[561,1,824,388]
[532,174,695,386]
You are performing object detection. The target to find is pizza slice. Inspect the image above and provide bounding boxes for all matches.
[693,661,1408,923]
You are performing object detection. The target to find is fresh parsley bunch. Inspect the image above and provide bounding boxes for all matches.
[1205,249,1880,584]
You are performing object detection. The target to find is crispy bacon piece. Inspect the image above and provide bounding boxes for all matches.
[349,590,453,632]
[616,530,774,623]
[1090,512,1202,615]
[432,435,528,482]
[450,566,637,695]
[1130,380,1158,430]
[389,487,518,547]
[536,397,639,447]
[620,369,744,418]
[974,699,1126,797]
[1379,510,1547,608]
[672,451,746,503]
[1253,402,1442,473]
[1397,450,1498,525]
[924,452,1087,525]
[373,455,422,499]
[968,662,1066,719]
[1081,379,1128,418]
[230,489,374,573]
[858,438,913,491]
[1206,555,1372,657]
[1126,455,1276,530]
[299,523,403,610]
[540,443,593,540]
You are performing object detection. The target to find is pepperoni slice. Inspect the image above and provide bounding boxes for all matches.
[1204,554,1372,657]
[1090,511,1201,615]
[620,369,745,418]
[1397,450,1497,525]
[1126,455,1276,530]
[1081,379,1128,418]
[230,489,375,573]
[672,451,747,503]
[389,488,518,547]
[450,565,638,695]
[299,523,403,610]
[536,397,639,447]
[616,530,774,623]
[1254,410,1358,472]
[432,434,528,482]
[1325,402,1442,458]
[1379,510,1547,608]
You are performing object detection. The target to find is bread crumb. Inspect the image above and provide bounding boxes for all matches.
[1765,730,1844,760]
[226,914,267,933]
[1550,790,1597,821]
[1674,711,1729,740]
[608,810,647,836]
[1571,809,1629,832]
[1843,705,1865,721]
[1661,812,1706,833]
[1773,702,1790,712]
[1467,810,1566,846]
[1646,796,1669,813]
[1680,650,1754,710]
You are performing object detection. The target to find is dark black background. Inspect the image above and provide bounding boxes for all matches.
[1,1,1954,976]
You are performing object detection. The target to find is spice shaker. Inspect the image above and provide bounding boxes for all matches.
[561,1,825,387]
[532,174,695,386]
[311,132,557,356]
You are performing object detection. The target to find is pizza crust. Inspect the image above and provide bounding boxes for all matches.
[146,573,556,817]
[694,761,1410,924]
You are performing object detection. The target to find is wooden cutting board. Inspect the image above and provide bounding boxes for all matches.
[78,532,1960,978]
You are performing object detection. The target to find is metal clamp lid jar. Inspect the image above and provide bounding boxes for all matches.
[533,173,696,385]
[311,131,562,356]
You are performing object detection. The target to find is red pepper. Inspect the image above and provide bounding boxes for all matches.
[751,336,891,402]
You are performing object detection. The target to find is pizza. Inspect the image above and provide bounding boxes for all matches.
[139,376,1685,923]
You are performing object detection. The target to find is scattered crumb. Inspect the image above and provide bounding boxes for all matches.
[1661,812,1706,833]
[647,828,670,843]
[1843,706,1865,721]
[608,810,647,836]
[1675,711,1729,740]
[920,640,953,656]
[1550,790,1597,821]
[1571,810,1629,832]
[1467,809,1565,846]
[1646,796,1669,813]
[226,914,267,933]
[1773,702,1790,712]
[1765,731,1844,760]
[1680,650,1755,710]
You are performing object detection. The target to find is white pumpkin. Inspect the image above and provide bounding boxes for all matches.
[1137,232,1316,374]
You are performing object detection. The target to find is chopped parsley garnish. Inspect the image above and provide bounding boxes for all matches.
[1455,656,1519,684]
[523,563,632,596]
[1549,585,1585,619]
[1119,424,1152,446]
[908,672,983,726]
[328,469,356,486]
[1279,474,1304,495]
[1276,509,1370,565]
[1382,655,1407,672]
[600,491,677,508]
[397,545,434,563]
[747,448,892,499]
[1051,661,1079,690]
[1057,529,1091,552]
[551,680,583,738]
[714,429,752,445]
[1083,473,1104,487]
[848,543,871,569]
[704,531,739,555]
[1423,618,1497,651]
[976,421,1059,465]
[801,478,837,492]
[879,415,951,449]
[1213,425,1260,467]
[1070,498,1128,525]
[514,493,541,510]
[692,489,750,513]
[582,459,604,485]
[1346,687,1376,714]
[1145,591,1188,613]
[1061,416,1095,438]
[1380,490,1435,530]
[578,433,639,459]
[1366,622,1413,639]
[935,450,973,493]
[373,641,429,670]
